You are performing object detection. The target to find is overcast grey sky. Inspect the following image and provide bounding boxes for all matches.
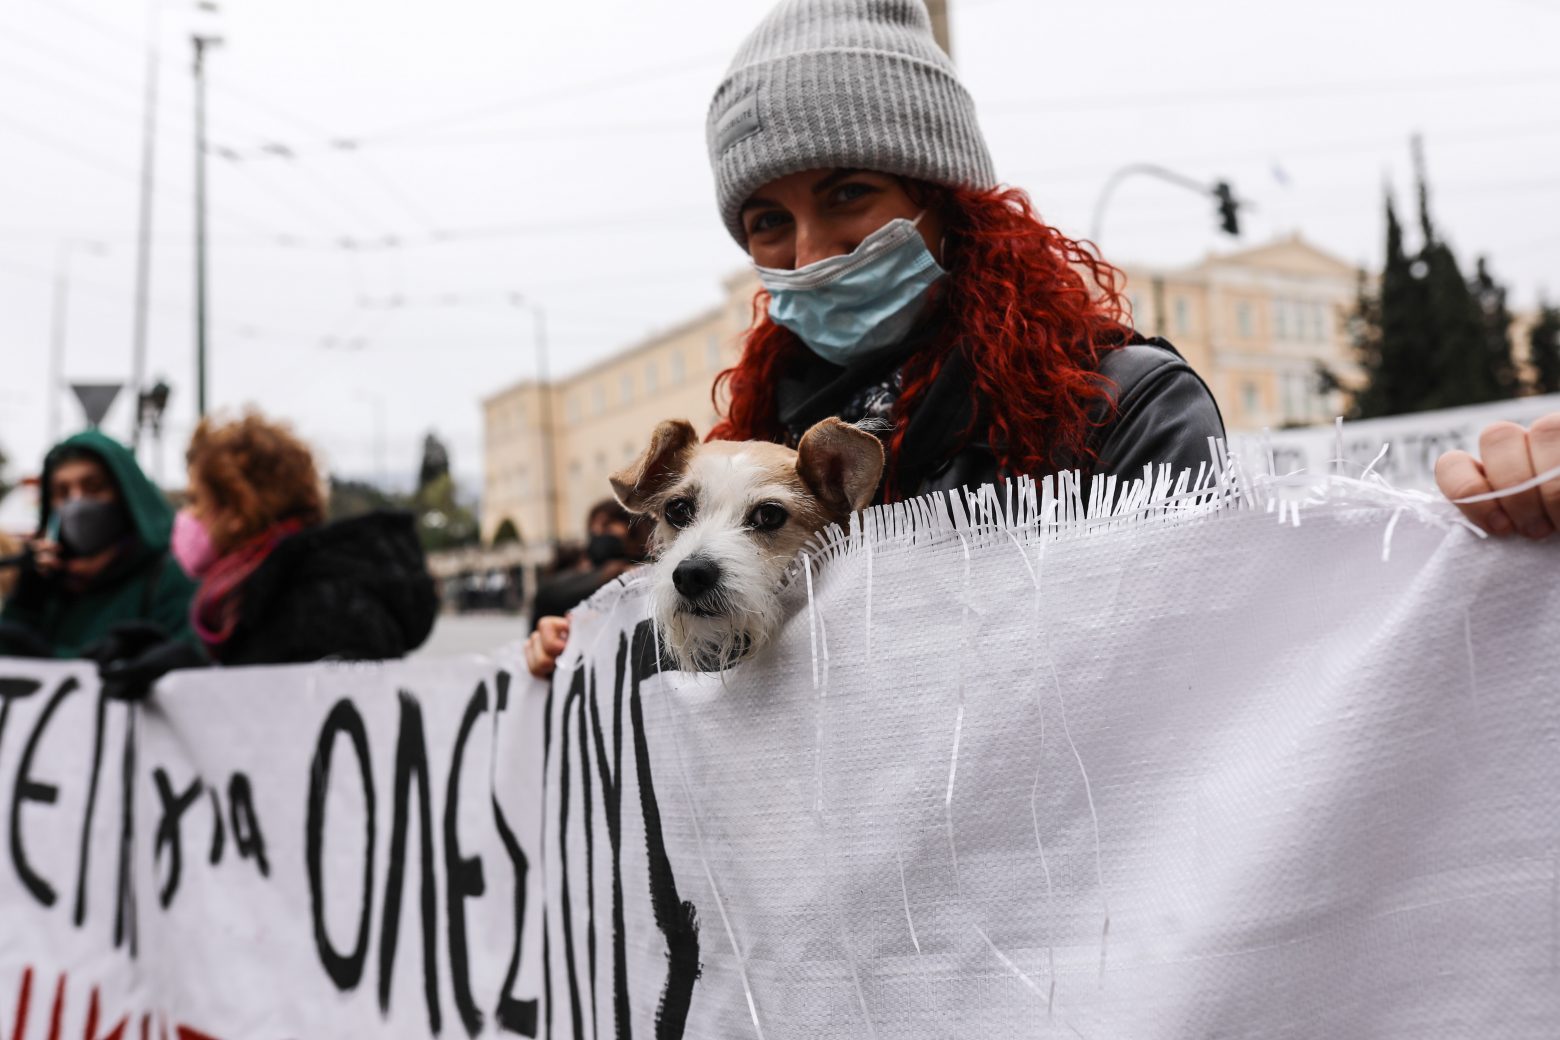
[3,0,1558,493]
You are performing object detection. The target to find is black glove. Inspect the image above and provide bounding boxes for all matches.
[81,620,173,667]
[99,638,208,703]
[0,620,53,659]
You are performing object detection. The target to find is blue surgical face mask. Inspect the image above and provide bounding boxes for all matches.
[755,213,946,367]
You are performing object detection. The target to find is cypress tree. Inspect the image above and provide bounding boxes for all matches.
[1469,256,1520,401]
[1413,140,1489,409]
[1531,300,1560,395]
[1352,137,1517,416]
[1352,195,1428,417]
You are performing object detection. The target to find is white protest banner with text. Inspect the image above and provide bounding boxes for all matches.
[544,493,1560,1038]
[0,653,546,1038]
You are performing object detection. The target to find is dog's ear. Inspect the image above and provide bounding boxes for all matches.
[795,418,886,518]
[610,419,700,514]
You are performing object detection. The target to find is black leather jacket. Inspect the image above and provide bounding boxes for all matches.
[913,338,1227,498]
[778,333,1226,501]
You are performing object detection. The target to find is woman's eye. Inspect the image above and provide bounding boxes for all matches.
[748,210,789,235]
[749,504,788,531]
[830,182,874,205]
[664,498,695,529]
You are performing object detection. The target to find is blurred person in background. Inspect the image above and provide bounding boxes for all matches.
[529,498,649,630]
[0,530,20,602]
[0,430,196,661]
[171,412,439,666]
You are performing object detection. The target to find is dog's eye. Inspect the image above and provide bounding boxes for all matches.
[663,497,696,529]
[748,503,788,532]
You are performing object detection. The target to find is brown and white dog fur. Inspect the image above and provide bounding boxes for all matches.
[610,417,885,672]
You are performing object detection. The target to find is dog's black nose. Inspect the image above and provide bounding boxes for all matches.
[672,557,721,599]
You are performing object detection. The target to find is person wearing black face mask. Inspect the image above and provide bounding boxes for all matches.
[0,431,199,664]
[529,498,648,632]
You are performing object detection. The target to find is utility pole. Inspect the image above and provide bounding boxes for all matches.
[533,306,559,548]
[192,33,220,419]
[511,295,559,547]
[129,5,162,451]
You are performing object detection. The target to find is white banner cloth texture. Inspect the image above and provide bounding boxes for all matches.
[1,485,1557,1039]
[0,652,546,1038]
[546,494,1560,1039]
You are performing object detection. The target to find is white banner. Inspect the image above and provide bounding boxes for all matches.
[2,477,1557,1038]
[1235,393,1560,490]
[545,483,1560,1039]
[0,653,547,1038]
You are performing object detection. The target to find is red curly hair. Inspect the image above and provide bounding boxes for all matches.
[709,184,1132,499]
[186,412,325,553]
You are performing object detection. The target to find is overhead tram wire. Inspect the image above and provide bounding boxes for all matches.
[201,76,443,234]
[338,48,730,148]
[1006,117,1560,191]
[981,68,1560,117]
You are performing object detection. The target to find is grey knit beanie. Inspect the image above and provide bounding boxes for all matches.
[707,0,997,245]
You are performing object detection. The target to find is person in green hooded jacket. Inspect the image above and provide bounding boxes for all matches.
[0,430,198,661]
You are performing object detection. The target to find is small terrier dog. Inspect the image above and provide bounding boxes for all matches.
[610,417,885,672]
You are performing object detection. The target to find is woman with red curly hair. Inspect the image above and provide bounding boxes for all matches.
[524,0,1223,677]
[527,0,1559,677]
[703,0,1222,502]
[173,412,437,666]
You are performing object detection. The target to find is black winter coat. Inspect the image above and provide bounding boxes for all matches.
[216,511,438,666]
[777,332,1225,501]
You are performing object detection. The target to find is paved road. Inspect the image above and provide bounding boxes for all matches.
[416,613,528,658]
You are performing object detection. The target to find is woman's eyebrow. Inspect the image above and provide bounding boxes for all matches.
[740,196,780,215]
[811,168,865,195]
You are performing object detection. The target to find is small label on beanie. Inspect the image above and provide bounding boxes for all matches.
[713,87,762,154]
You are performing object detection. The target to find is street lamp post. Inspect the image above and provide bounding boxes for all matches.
[131,1,218,451]
[192,33,222,419]
[1090,163,1243,247]
[511,295,559,548]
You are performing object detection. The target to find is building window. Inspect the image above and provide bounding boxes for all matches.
[1173,296,1190,335]
[1236,301,1255,339]
[645,360,659,394]
[670,352,686,385]
[1275,299,1290,341]
[619,373,634,406]
[592,384,606,416]
[707,333,722,371]
[567,396,582,424]
[1310,302,1326,342]
[1242,380,1259,417]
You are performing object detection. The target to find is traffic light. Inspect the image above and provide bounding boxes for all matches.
[1213,181,1240,236]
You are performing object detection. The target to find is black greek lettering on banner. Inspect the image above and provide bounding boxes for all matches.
[72,687,109,927]
[306,698,376,991]
[445,681,489,1036]
[151,768,203,909]
[556,665,587,1039]
[628,618,701,1039]
[10,677,80,908]
[491,669,539,1037]
[228,773,269,878]
[378,690,442,1034]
